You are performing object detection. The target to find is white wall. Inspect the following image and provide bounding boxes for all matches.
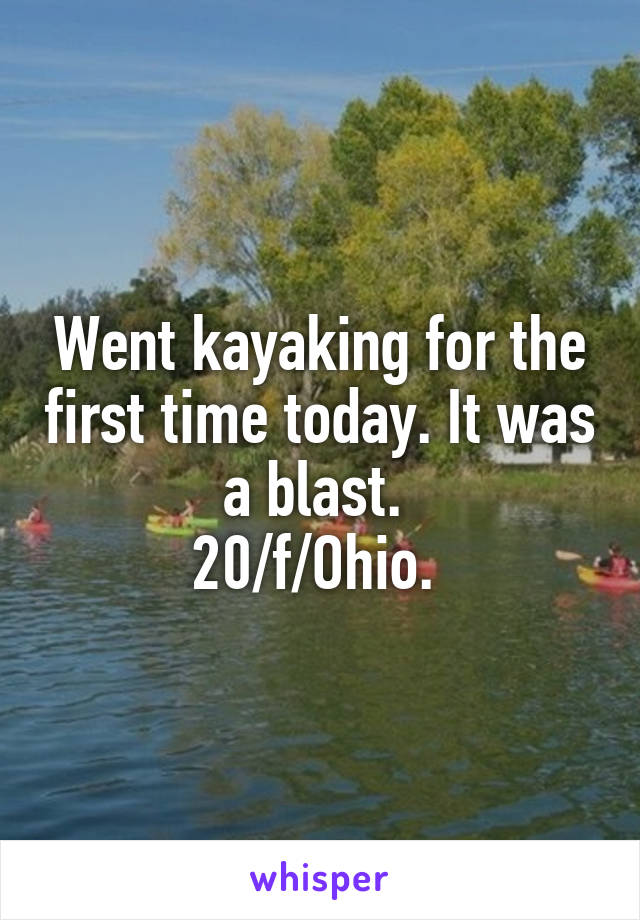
[560,444,592,465]
[486,442,593,465]
[485,443,554,465]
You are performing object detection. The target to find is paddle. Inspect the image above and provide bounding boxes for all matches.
[153,504,170,516]
[555,550,583,561]
[556,549,619,577]
[405,517,430,541]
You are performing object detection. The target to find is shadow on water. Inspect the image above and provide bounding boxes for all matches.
[2,485,640,838]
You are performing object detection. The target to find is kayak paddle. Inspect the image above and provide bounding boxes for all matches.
[406,517,430,541]
[153,504,170,516]
[555,550,583,561]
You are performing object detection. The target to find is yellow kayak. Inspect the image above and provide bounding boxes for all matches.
[577,565,640,593]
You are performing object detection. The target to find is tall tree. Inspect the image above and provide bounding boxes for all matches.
[160,105,334,330]
[592,306,640,455]
[331,77,459,204]
[463,78,584,207]
[586,56,640,226]
[342,129,553,331]
[0,297,19,401]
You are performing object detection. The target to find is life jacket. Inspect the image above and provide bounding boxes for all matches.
[611,555,630,577]
[355,520,367,535]
[393,538,414,554]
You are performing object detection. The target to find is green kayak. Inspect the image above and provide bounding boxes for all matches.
[146,514,219,529]
[145,521,202,537]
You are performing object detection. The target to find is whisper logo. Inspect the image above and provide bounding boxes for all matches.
[250,860,389,901]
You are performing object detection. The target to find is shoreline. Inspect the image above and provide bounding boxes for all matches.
[2,446,639,506]
[387,462,640,504]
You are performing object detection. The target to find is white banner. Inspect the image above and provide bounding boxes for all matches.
[1,840,638,920]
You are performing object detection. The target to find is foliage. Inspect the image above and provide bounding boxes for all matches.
[331,76,459,204]
[3,60,640,481]
[586,57,640,225]
[463,78,584,206]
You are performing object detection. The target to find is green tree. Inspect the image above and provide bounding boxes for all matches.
[160,106,345,408]
[464,78,584,207]
[0,297,19,401]
[586,56,640,225]
[160,105,334,324]
[343,129,553,331]
[533,210,634,315]
[592,307,640,455]
[331,76,459,204]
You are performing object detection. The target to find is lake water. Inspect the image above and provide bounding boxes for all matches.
[2,483,640,839]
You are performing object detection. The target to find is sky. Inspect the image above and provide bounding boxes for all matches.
[0,0,636,307]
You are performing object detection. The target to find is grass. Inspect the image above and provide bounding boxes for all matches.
[2,435,640,507]
[166,467,215,490]
[388,461,640,504]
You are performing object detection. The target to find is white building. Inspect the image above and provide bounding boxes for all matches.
[485,440,592,466]
[559,444,593,465]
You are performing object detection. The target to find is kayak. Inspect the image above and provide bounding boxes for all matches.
[16,518,52,536]
[577,565,640,593]
[353,534,380,552]
[145,522,201,537]
[302,519,352,538]
[385,554,438,580]
[301,520,377,546]
[147,514,218,529]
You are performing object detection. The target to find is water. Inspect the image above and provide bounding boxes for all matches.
[2,484,640,839]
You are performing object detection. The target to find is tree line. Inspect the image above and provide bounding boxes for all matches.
[2,57,640,475]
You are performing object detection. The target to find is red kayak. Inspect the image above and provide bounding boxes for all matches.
[16,518,52,536]
[385,553,438,580]
[577,565,640,593]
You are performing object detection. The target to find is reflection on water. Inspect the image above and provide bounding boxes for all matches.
[2,485,640,838]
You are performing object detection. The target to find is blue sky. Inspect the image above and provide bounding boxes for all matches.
[0,0,635,307]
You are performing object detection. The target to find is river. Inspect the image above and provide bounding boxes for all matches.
[2,483,640,838]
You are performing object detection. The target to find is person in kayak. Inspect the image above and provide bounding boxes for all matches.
[390,529,415,555]
[27,501,44,525]
[182,498,197,520]
[167,508,185,528]
[594,542,638,578]
[353,516,368,535]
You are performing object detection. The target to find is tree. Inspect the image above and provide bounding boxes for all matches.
[0,297,19,401]
[586,57,640,225]
[342,130,553,331]
[331,77,460,204]
[592,307,640,455]
[160,106,348,411]
[533,210,634,315]
[160,105,334,328]
[463,78,584,207]
[331,76,459,204]
[330,99,379,205]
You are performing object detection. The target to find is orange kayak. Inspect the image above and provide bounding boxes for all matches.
[16,518,52,536]
[301,520,353,538]
[384,554,437,580]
